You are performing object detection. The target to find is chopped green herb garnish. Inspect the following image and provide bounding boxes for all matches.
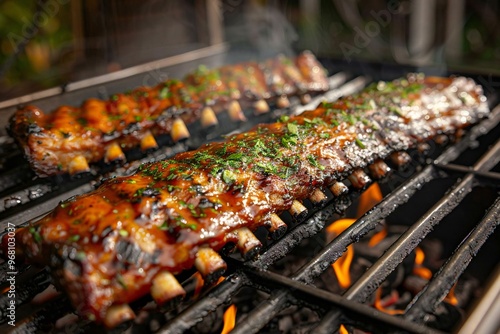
[319,133,330,139]
[287,122,298,135]
[28,226,42,243]
[119,229,129,237]
[159,86,171,99]
[355,138,366,149]
[227,152,243,161]
[281,134,298,148]
[279,115,290,122]
[389,106,404,117]
[222,169,236,184]
[116,274,128,290]
[307,155,325,170]
[159,221,169,231]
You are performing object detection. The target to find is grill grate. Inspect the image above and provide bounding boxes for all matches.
[0,60,499,334]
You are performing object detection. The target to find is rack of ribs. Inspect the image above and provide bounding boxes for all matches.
[9,51,329,177]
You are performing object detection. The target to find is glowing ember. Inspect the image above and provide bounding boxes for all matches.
[373,287,404,315]
[339,324,349,334]
[220,304,237,334]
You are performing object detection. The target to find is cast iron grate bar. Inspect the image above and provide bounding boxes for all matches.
[433,162,500,182]
[404,197,500,322]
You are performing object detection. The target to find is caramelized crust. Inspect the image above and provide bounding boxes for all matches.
[7,74,488,324]
[9,52,328,177]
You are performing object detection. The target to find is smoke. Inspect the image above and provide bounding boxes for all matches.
[223,2,299,60]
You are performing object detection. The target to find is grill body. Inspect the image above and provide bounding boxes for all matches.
[0,50,499,334]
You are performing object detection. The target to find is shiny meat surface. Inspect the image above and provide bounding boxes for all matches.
[9,51,328,177]
[7,74,489,325]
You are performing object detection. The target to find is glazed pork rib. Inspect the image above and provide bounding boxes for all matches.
[9,51,328,177]
[6,74,488,327]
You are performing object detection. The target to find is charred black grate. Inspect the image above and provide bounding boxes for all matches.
[0,60,499,334]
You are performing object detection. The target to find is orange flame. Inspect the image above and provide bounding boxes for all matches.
[445,283,459,306]
[339,324,349,334]
[193,272,205,299]
[412,247,433,280]
[356,183,383,217]
[373,287,404,315]
[221,304,237,334]
[327,183,383,289]
[327,219,355,289]
[368,227,387,247]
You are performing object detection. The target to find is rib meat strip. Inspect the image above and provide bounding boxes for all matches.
[9,51,328,177]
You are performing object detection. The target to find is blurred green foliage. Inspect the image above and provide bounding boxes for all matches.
[0,0,73,94]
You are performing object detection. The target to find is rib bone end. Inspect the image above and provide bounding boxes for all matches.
[348,169,372,189]
[103,304,135,328]
[151,271,186,305]
[140,131,159,151]
[268,213,287,240]
[194,247,227,284]
[330,181,349,197]
[235,227,262,260]
[253,99,270,114]
[228,101,246,122]
[105,142,126,163]
[170,118,190,142]
[276,95,290,109]
[288,200,308,221]
[201,106,218,128]
[368,160,391,179]
[300,94,311,105]
[68,155,90,175]
[390,151,412,167]
[309,188,328,207]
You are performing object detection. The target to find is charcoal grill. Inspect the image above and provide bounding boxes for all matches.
[0,48,499,334]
